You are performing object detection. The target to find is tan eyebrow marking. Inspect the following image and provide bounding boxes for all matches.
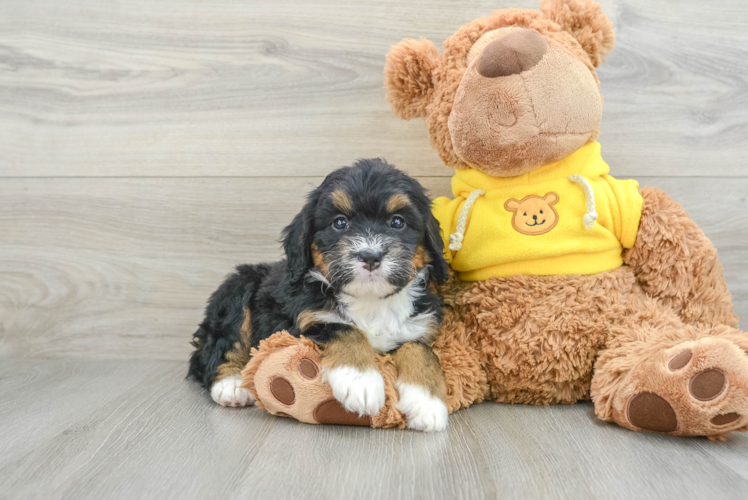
[387,193,410,212]
[331,189,352,214]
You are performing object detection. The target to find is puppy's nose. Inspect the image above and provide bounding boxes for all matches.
[357,250,382,271]
[477,29,548,78]
[533,215,538,220]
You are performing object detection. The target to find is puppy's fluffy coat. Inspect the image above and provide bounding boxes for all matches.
[188,159,450,431]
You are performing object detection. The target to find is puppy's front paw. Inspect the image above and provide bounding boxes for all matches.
[323,366,386,416]
[211,374,255,407]
[396,382,448,432]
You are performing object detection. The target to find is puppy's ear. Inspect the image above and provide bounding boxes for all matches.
[384,38,439,120]
[402,173,449,286]
[424,215,449,286]
[282,205,315,285]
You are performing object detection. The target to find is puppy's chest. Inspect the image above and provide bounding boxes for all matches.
[341,294,435,353]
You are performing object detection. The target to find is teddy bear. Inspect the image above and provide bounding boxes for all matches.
[242,0,748,438]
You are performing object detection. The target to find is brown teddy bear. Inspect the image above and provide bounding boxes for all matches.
[243,0,748,438]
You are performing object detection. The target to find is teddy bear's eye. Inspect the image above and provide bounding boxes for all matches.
[523,212,527,216]
[540,210,543,214]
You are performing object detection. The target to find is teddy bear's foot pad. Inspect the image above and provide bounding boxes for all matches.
[626,392,677,433]
[624,339,748,436]
[266,371,370,425]
[313,399,371,426]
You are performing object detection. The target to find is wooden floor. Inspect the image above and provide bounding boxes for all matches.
[1,0,748,498]
[1,358,747,500]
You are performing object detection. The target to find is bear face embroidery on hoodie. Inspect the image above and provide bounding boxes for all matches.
[504,193,560,236]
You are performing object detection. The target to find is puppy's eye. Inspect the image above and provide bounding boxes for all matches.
[332,216,348,230]
[523,213,527,216]
[390,215,405,230]
[540,210,543,214]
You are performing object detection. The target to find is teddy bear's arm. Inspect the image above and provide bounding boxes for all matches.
[623,187,738,328]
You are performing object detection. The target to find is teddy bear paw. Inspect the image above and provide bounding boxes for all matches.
[246,343,373,426]
[624,337,748,436]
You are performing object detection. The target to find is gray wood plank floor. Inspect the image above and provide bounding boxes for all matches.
[2,0,748,498]
[1,359,747,500]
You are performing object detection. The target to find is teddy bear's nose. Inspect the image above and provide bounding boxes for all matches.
[477,29,548,78]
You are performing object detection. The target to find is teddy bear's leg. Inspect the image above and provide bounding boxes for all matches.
[624,187,739,329]
[432,281,491,412]
[240,332,407,428]
[241,333,368,425]
[592,286,748,438]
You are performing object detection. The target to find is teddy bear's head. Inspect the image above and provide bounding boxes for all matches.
[384,0,615,177]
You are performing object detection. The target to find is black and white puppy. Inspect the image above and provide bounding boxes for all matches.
[188,159,450,431]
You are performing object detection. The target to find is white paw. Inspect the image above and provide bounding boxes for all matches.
[322,366,386,416]
[211,374,255,407]
[396,382,448,432]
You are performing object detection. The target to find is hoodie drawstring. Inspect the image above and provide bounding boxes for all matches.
[568,174,598,229]
[449,189,485,251]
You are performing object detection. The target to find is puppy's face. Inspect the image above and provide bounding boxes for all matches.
[314,188,424,298]
[283,159,448,297]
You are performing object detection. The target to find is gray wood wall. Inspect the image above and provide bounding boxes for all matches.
[1,0,746,361]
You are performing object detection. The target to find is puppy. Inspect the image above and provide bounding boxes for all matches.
[188,158,450,431]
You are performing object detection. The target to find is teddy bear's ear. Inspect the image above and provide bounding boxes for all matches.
[384,38,439,120]
[539,0,615,67]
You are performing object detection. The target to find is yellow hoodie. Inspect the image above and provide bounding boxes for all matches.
[432,142,643,281]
